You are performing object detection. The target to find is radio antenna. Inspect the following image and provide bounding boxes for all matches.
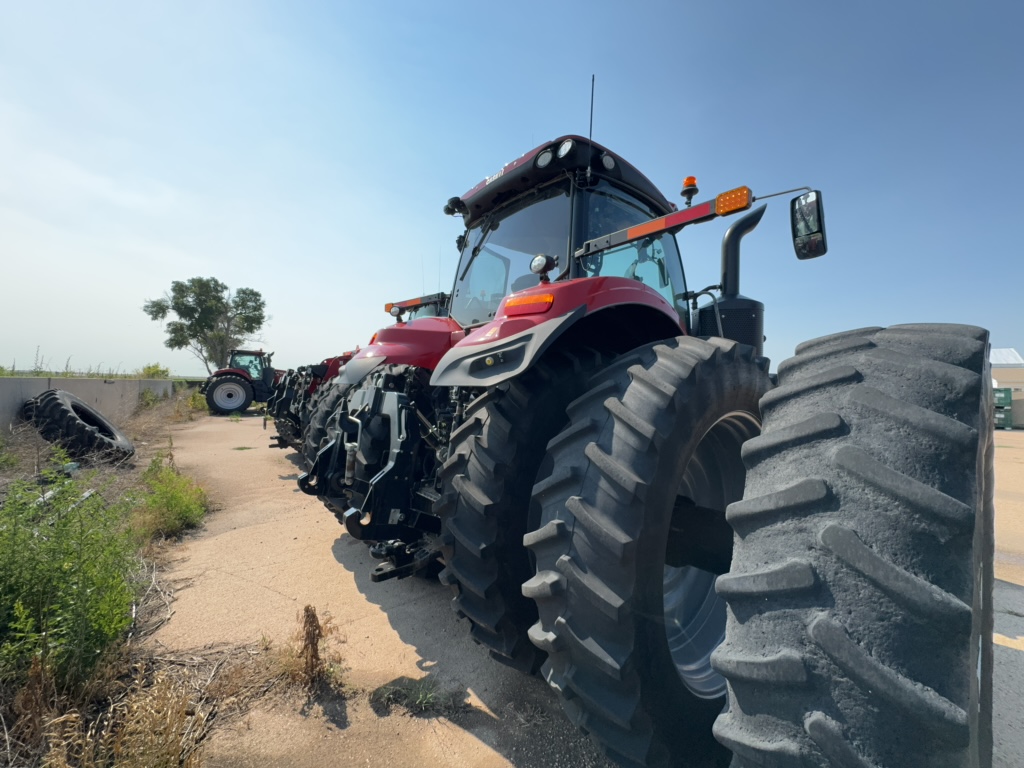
[586,75,595,182]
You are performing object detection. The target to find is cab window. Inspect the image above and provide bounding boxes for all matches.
[579,182,688,316]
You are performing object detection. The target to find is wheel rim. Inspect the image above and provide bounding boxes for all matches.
[213,382,246,410]
[663,410,761,699]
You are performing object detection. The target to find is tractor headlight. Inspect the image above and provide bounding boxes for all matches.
[535,149,554,169]
[557,139,575,158]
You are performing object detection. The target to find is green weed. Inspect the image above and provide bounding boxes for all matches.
[137,389,161,409]
[0,436,16,470]
[131,455,208,541]
[136,363,170,379]
[0,465,135,687]
[370,675,464,717]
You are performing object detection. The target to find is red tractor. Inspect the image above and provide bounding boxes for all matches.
[266,351,359,452]
[200,349,283,415]
[298,136,993,768]
[298,293,450,475]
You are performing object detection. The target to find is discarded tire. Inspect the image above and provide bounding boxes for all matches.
[713,324,993,768]
[21,389,136,460]
[205,374,254,414]
[526,337,770,767]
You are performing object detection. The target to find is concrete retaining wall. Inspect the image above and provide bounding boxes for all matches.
[0,378,175,433]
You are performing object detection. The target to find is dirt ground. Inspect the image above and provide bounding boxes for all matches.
[149,415,1024,768]
[151,414,611,768]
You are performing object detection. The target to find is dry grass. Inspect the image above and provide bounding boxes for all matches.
[40,664,212,768]
[1,606,347,768]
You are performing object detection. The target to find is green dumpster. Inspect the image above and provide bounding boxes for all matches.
[995,407,1013,430]
[995,388,1013,408]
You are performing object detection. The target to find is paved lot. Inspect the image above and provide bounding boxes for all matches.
[993,428,1024,768]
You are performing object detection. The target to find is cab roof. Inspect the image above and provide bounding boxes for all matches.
[454,135,675,228]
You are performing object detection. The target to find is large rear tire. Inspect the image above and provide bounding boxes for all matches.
[205,374,254,414]
[525,337,770,767]
[301,376,350,469]
[713,324,994,768]
[436,348,610,672]
[22,389,136,460]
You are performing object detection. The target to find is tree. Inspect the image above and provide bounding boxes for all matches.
[143,278,266,374]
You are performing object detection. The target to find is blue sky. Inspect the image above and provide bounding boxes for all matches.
[0,1,1020,375]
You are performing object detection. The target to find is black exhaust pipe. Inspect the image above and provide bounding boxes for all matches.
[721,204,766,298]
[697,205,767,357]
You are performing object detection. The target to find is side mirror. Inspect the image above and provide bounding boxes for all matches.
[791,190,827,260]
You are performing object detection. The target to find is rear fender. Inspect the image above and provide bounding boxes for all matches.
[430,277,682,388]
[338,316,465,386]
[211,368,254,381]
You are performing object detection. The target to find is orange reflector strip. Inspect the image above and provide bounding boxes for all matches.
[628,217,669,239]
[625,201,716,241]
[504,293,555,316]
[715,186,752,215]
[384,303,394,313]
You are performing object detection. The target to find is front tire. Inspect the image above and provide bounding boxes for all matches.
[525,337,770,767]
[713,324,994,768]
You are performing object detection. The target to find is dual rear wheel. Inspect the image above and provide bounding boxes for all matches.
[442,327,993,768]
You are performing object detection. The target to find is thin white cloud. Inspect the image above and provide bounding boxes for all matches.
[0,100,181,222]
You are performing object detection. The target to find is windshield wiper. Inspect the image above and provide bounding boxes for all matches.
[458,216,494,281]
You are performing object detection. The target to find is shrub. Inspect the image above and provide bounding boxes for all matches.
[131,455,208,541]
[137,363,170,379]
[138,388,161,409]
[0,436,16,470]
[188,389,207,411]
[0,468,135,687]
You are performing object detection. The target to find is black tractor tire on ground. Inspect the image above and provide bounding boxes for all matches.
[525,336,771,768]
[301,376,350,469]
[22,389,136,460]
[436,347,611,673]
[712,324,994,768]
[205,374,254,415]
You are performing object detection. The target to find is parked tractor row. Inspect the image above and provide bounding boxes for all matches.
[218,135,995,767]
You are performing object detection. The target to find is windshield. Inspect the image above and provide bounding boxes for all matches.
[450,181,571,327]
[229,353,263,377]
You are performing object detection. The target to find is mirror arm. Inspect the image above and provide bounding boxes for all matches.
[753,186,812,202]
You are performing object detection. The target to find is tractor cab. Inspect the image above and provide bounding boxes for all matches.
[228,349,275,388]
[445,136,688,330]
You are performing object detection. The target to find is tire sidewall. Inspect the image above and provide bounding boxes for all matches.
[206,374,254,414]
[530,337,770,766]
[585,359,767,753]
